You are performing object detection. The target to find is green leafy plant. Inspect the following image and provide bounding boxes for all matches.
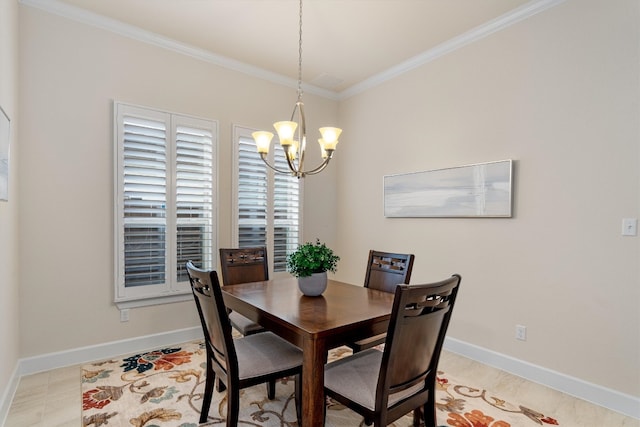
[286,239,340,278]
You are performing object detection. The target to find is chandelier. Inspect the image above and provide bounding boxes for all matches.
[252,0,342,179]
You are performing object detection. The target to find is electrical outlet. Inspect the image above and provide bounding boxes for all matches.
[120,308,130,322]
[515,324,526,341]
[622,218,638,236]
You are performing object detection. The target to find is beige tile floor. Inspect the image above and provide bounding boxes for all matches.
[438,352,639,427]
[4,350,639,427]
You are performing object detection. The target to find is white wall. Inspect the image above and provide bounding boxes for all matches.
[0,0,20,417]
[16,5,338,357]
[11,0,639,412]
[333,0,639,398]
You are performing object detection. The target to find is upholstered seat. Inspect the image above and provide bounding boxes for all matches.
[324,349,423,410]
[228,311,265,335]
[234,332,302,380]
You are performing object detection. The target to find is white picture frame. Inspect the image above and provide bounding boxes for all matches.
[384,160,513,218]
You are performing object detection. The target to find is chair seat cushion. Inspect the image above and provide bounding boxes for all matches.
[229,311,265,335]
[235,332,302,380]
[324,349,423,410]
[349,333,386,351]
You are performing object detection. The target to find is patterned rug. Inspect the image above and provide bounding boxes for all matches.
[81,340,560,427]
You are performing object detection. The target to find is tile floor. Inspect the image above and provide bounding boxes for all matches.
[4,349,639,427]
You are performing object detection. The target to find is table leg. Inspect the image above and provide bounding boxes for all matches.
[301,336,327,427]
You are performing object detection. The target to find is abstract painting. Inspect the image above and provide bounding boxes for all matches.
[384,160,513,218]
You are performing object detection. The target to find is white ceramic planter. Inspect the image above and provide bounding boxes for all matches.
[297,271,327,296]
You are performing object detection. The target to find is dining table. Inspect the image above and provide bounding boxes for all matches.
[221,276,395,427]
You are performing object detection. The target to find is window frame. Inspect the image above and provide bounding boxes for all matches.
[114,102,218,308]
[232,125,303,278]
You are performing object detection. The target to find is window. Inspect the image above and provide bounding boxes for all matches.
[114,102,217,308]
[233,126,301,275]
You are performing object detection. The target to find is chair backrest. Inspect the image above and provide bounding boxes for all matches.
[186,261,238,378]
[376,275,461,415]
[219,247,269,286]
[364,250,415,293]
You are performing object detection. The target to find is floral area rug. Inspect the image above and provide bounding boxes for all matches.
[82,340,560,427]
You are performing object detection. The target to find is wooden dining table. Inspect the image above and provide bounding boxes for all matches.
[221,276,395,427]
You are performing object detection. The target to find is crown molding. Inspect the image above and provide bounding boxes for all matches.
[18,0,565,100]
[19,0,339,100]
[338,0,566,100]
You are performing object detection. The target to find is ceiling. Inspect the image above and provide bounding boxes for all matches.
[40,0,543,95]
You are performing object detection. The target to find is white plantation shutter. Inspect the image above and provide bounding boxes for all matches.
[237,136,268,247]
[175,122,214,283]
[273,149,300,272]
[115,103,217,307]
[121,115,168,288]
[234,126,301,274]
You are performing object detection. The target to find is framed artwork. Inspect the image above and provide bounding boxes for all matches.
[384,159,513,218]
[0,106,9,202]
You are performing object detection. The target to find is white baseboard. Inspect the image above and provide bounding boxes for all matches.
[2,330,637,425]
[0,365,20,427]
[18,326,202,376]
[443,337,640,420]
[0,327,196,426]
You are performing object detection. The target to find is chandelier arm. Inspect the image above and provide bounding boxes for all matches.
[260,153,299,176]
[283,150,301,176]
[298,155,333,176]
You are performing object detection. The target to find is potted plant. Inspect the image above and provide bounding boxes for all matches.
[287,239,340,296]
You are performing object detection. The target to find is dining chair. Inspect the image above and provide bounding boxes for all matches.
[324,274,461,427]
[219,247,269,336]
[186,261,302,425]
[220,247,282,398]
[345,250,415,352]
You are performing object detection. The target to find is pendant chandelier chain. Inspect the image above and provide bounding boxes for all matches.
[297,0,303,101]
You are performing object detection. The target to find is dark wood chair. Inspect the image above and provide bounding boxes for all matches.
[219,247,269,336]
[220,247,282,398]
[345,250,415,352]
[186,261,302,425]
[324,274,462,427]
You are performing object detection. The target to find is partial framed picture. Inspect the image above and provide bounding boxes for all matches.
[0,106,9,201]
[384,159,513,218]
